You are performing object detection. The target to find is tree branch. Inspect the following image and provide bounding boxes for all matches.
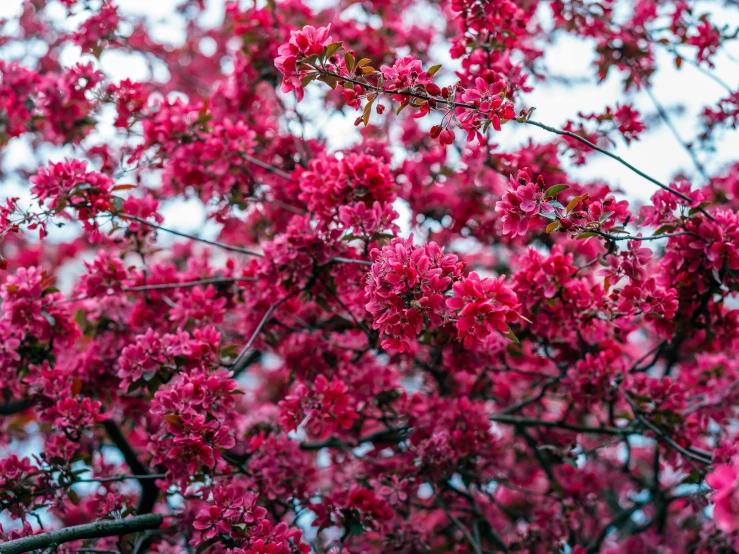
[315,67,714,221]
[231,290,300,374]
[623,394,712,465]
[525,120,714,221]
[117,215,264,257]
[644,86,709,180]
[101,421,159,515]
[435,495,484,554]
[242,154,293,181]
[0,399,30,415]
[300,426,408,451]
[0,514,163,554]
[490,414,630,436]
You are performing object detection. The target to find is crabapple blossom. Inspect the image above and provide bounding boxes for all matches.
[3,1,739,553]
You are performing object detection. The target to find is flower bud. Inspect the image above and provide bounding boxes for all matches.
[425,83,441,96]
[559,217,574,231]
[440,128,455,145]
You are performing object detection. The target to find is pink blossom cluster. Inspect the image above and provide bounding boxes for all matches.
[3,1,739,553]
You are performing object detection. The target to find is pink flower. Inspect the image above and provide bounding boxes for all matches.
[446,272,518,346]
[495,168,551,236]
[274,25,332,101]
[462,76,506,114]
[707,459,739,533]
[366,236,464,352]
[380,57,432,102]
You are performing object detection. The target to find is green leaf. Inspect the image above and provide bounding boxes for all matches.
[565,194,588,215]
[40,310,55,326]
[546,221,561,233]
[539,210,557,220]
[599,211,615,223]
[54,198,68,214]
[348,520,364,536]
[370,232,395,241]
[427,64,442,76]
[688,201,712,216]
[300,73,316,87]
[111,195,124,213]
[316,74,339,90]
[576,231,598,239]
[220,344,238,357]
[653,224,676,236]
[195,538,218,554]
[545,184,569,198]
[506,343,524,358]
[363,97,375,126]
[323,42,343,59]
[681,469,702,484]
[502,324,520,344]
[344,52,355,72]
[315,295,331,312]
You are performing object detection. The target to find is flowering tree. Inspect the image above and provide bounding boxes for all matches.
[2,0,739,552]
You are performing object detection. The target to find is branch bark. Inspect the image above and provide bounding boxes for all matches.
[101,421,159,514]
[0,514,163,554]
[0,399,30,415]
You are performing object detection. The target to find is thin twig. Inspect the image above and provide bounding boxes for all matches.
[435,496,484,554]
[331,257,373,266]
[118,215,264,257]
[242,154,293,181]
[315,66,714,220]
[230,290,300,373]
[644,86,709,180]
[525,120,714,221]
[683,380,739,415]
[596,230,698,242]
[497,377,559,416]
[624,394,712,465]
[300,426,408,451]
[124,278,255,291]
[53,278,257,305]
